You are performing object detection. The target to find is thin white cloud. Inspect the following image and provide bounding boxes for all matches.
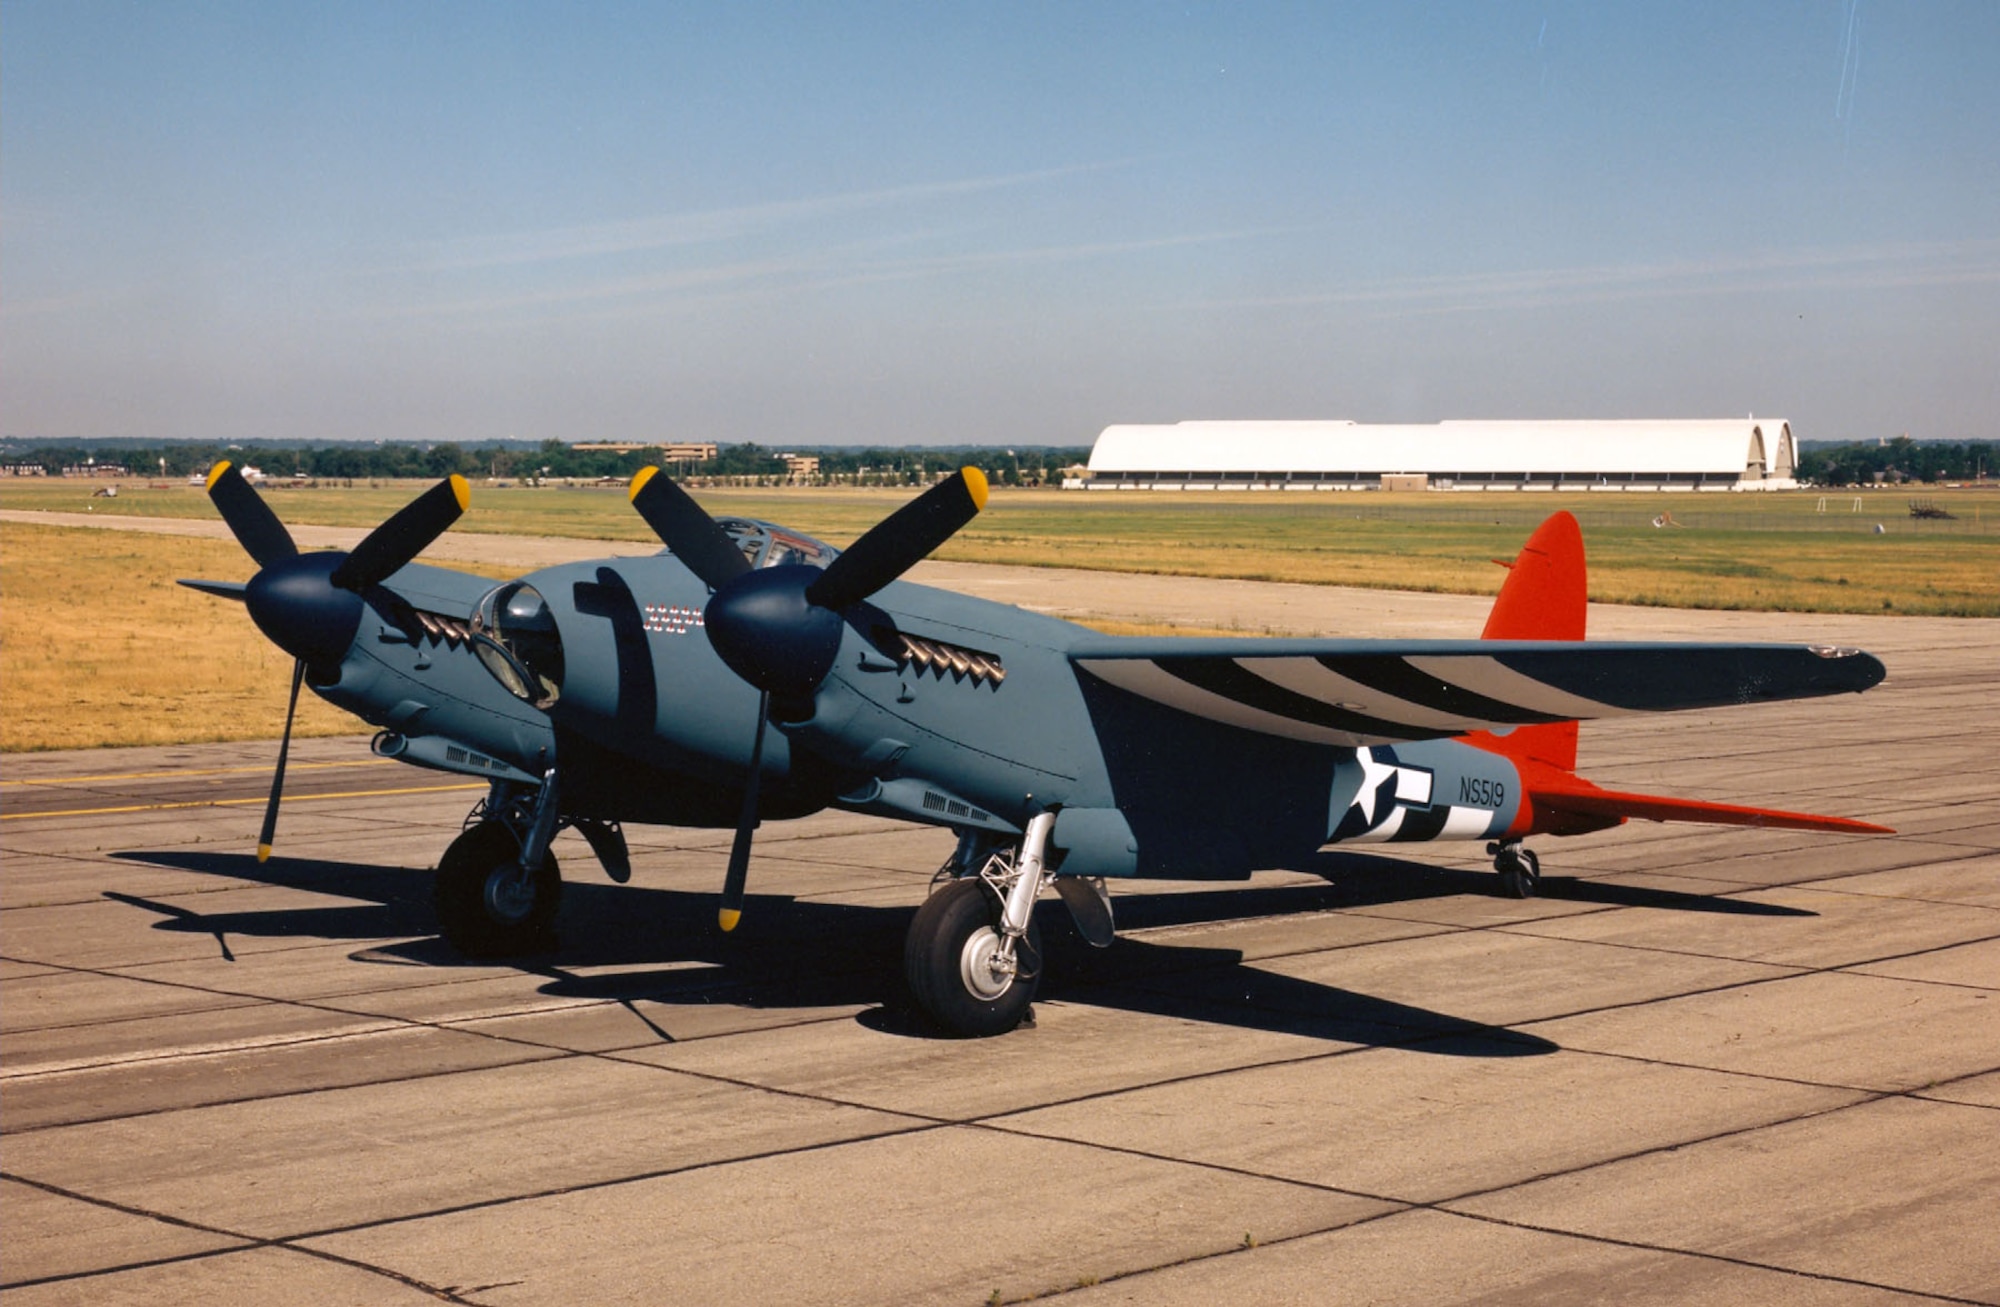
[1202,238,2000,320]
[366,224,1305,324]
[822,225,1317,284]
[413,161,1133,272]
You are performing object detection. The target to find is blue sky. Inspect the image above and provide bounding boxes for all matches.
[5,2,1995,446]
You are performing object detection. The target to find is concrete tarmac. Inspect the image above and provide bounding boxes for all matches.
[2,544,1996,1304]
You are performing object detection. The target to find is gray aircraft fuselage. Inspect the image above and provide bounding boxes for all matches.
[313,542,1525,885]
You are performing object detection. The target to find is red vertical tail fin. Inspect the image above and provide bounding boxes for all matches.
[1473,511,1586,772]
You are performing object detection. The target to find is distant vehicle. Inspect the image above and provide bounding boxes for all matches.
[183,464,1891,1036]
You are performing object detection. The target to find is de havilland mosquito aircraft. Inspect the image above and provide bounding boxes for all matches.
[185,461,1891,1036]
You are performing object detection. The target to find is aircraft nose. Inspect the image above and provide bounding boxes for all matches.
[244,553,365,672]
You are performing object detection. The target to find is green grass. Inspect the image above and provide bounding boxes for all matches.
[6,477,1996,616]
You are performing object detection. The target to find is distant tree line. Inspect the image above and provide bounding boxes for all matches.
[0,440,1093,487]
[1795,438,1997,487]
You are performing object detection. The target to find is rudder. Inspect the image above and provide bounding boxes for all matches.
[1476,511,1586,771]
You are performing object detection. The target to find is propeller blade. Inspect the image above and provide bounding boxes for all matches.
[206,462,298,569]
[628,467,752,592]
[329,475,470,591]
[805,466,987,610]
[718,693,769,933]
[257,659,305,863]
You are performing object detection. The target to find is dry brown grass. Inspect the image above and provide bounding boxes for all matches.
[0,523,1250,752]
[2,526,369,751]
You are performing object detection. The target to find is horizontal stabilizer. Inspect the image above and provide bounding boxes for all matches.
[1071,637,1886,747]
[1530,775,1892,835]
[177,578,249,601]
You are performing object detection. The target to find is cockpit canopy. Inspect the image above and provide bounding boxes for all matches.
[714,518,840,571]
[471,581,564,706]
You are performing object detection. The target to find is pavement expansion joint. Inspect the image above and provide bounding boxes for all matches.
[270,1119,945,1247]
[1426,1209,1999,1307]
[991,1202,1418,1306]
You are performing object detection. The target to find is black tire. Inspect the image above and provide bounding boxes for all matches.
[434,821,561,957]
[904,878,1040,1037]
[1497,847,1541,899]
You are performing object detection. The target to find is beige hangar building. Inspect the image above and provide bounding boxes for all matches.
[1080,419,1799,492]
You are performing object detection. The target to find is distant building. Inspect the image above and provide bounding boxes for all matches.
[780,453,820,481]
[1084,419,1799,491]
[62,462,130,478]
[1,464,48,477]
[572,441,718,461]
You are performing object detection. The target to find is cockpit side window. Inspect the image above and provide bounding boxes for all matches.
[472,581,564,706]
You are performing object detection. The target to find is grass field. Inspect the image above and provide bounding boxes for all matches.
[2,526,358,751]
[0,526,523,752]
[3,476,1994,749]
[8,476,1995,617]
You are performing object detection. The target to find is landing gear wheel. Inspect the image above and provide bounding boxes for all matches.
[435,820,561,957]
[905,879,1041,1037]
[1496,846,1541,899]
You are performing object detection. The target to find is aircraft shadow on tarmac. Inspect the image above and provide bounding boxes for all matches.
[108,848,1810,1054]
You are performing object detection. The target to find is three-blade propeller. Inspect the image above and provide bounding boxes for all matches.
[629,465,989,929]
[202,461,470,861]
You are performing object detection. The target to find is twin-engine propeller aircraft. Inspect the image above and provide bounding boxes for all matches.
[185,461,1891,1035]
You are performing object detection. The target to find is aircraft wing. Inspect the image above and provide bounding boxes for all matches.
[1068,636,1885,748]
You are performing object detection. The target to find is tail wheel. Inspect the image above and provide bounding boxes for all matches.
[1497,847,1541,899]
[905,878,1040,1037]
[435,820,561,957]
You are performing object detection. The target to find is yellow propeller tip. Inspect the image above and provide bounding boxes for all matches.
[448,474,470,511]
[256,844,272,863]
[205,461,233,492]
[718,907,741,932]
[629,465,660,502]
[960,465,989,510]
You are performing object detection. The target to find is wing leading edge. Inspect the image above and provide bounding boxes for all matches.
[1069,637,1885,748]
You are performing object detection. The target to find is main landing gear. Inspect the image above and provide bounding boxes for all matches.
[432,769,636,958]
[906,814,1061,1037]
[435,771,563,957]
[1488,838,1542,899]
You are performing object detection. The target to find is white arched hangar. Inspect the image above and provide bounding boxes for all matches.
[1081,420,1798,491]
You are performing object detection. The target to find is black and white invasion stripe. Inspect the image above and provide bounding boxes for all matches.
[1072,643,1884,747]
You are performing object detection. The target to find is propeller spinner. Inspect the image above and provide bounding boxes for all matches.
[629,465,989,929]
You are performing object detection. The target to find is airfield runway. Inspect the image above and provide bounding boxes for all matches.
[3,552,1996,1304]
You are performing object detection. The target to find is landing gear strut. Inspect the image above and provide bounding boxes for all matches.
[1489,839,1541,899]
[905,812,1057,1036]
[436,772,563,957]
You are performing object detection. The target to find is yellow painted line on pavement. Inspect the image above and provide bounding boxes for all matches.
[1,759,396,788]
[2,781,484,821]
